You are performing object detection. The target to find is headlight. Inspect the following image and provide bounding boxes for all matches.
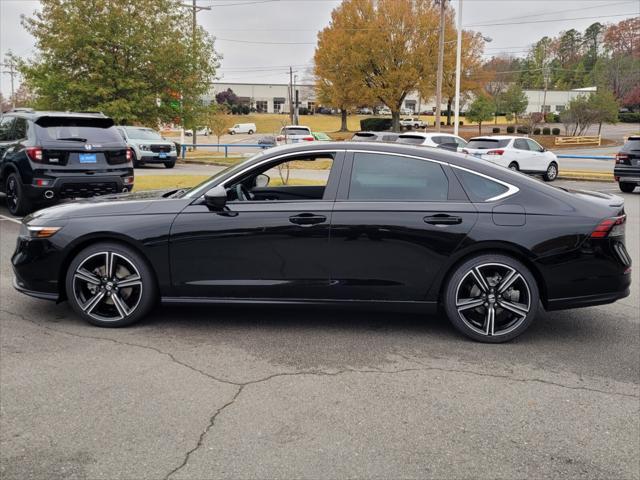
[24,225,62,238]
[139,144,150,151]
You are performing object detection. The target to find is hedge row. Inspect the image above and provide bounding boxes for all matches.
[360,118,393,131]
[494,126,560,135]
[619,113,640,123]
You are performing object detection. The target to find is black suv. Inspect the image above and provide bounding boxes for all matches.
[0,110,134,216]
[614,136,640,193]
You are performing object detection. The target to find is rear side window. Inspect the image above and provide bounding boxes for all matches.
[467,139,510,149]
[396,135,426,145]
[621,138,640,153]
[348,152,448,201]
[0,116,15,141]
[13,118,28,139]
[34,117,123,144]
[455,169,510,202]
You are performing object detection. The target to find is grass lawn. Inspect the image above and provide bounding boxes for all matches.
[133,174,323,192]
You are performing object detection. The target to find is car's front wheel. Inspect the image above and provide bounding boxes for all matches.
[164,160,175,169]
[5,172,32,216]
[543,162,558,181]
[65,242,156,327]
[508,162,519,171]
[443,254,539,343]
[619,182,636,193]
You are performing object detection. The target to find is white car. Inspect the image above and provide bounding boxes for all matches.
[229,123,256,135]
[399,117,427,129]
[184,127,210,136]
[396,132,467,152]
[463,136,559,181]
[117,126,177,168]
[276,125,314,145]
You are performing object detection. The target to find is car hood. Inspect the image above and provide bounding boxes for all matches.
[25,189,189,222]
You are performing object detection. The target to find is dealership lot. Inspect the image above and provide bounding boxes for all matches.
[1,180,638,479]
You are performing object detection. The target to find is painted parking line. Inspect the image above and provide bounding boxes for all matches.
[0,214,22,224]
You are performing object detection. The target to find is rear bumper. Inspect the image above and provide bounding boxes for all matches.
[546,287,630,311]
[24,173,134,201]
[614,166,640,184]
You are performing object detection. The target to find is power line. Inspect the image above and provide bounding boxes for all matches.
[465,12,638,28]
[216,37,315,45]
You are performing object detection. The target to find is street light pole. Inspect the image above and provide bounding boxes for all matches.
[453,0,463,136]
[434,0,446,133]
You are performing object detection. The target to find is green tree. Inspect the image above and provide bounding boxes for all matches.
[19,0,219,126]
[466,95,494,134]
[588,89,619,135]
[502,84,528,126]
[203,104,232,152]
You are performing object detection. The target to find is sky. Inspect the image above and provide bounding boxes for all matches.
[1,0,639,96]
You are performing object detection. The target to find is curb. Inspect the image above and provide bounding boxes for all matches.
[558,170,613,182]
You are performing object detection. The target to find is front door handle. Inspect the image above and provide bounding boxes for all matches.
[424,214,462,225]
[289,213,327,226]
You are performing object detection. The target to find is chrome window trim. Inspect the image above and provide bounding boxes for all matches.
[346,149,447,166]
[450,164,520,202]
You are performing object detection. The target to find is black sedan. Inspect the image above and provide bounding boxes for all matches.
[12,142,632,342]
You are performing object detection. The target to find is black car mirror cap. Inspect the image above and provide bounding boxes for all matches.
[204,185,228,210]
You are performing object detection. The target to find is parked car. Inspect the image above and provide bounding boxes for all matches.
[0,110,134,216]
[13,141,631,343]
[351,131,399,143]
[276,125,314,145]
[463,136,559,181]
[400,108,415,116]
[399,117,427,129]
[184,127,210,137]
[228,123,256,135]
[397,132,467,151]
[614,136,640,193]
[311,132,332,141]
[117,126,177,169]
[357,108,373,115]
[257,135,277,148]
[376,106,392,115]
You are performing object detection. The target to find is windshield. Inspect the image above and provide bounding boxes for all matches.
[125,127,163,140]
[467,139,510,149]
[183,150,267,198]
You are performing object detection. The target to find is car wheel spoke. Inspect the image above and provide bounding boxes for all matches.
[470,267,489,293]
[111,293,130,319]
[497,270,520,294]
[116,274,141,288]
[497,299,529,317]
[105,252,115,277]
[75,268,101,285]
[456,298,485,311]
[82,291,106,313]
[484,305,495,336]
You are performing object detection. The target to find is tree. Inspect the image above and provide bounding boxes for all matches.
[317,0,443,132]
[19,0,219,126]
[203,105,232,152]
[559,93,614,136]
[502,84,528,126]
[466,95,494,134]
[621,85,640,111]
[604,17,639,57]
[588,89,619,134]
[481,56,517,124]
[215,89,239,107]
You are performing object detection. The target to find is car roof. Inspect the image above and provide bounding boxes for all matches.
[398,132,458,138]
[1,110,109,120]
[469,135,519,140]
[282,125,311,129]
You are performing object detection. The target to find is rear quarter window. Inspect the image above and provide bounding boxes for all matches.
[455,168,510,202]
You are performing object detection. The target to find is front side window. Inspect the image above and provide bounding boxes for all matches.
[455,168,510,202]
[348,153,448,201]
[0,116,16,141]
[526,139,543,152]
[125,127,162,140]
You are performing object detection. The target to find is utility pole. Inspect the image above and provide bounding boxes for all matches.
[541,66,550,115]
[180,1,211,149]
[1,57,18,110]
[289,67,294,124]
[293,74,299,125]
[453,0,463,136]
[434,0,446,132]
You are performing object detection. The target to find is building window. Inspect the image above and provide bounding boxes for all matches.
[555,105,565,113]
[273,97,285,113]
[307,101,315,112]
[542,105,551,113]
[256,101,268,113]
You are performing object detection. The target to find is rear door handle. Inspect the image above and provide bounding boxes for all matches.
[289,213,327,226]
[424,214,462,225]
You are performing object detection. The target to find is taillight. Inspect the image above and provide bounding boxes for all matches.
[126,148,132,161]
[26,147,43,162]
[591,215,626,238]
[616,154,629,164]
[303,136,314,141]
[486,149,504,156]
[276,135,284,142]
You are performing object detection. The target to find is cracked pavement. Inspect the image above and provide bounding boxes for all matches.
[1,180,639,479]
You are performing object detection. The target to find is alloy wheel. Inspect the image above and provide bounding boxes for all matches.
[546,163,558,180]
[73,251,143,322]
[454,262,531,337]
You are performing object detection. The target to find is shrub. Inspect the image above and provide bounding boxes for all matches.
[552,127,561,135]
[298,107,310,115]
[542,127,551,135]
[506,125,515,133]
[533,128,541,135]
[545,112,559,123]
[440,121,445,126]
[619,112,640,123]
[492,127,500,133]
[516,126,530,134]
[459,121,463,126]
[360,117,393,131]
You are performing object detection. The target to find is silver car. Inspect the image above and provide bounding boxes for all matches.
[117,126,177,168]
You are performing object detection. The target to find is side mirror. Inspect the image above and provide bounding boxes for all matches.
[255,174,270,187]
[204,185,228,210]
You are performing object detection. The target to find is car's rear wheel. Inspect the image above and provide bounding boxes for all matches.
[229,131,235,135]
[5,172,32,216]
[65,242,156,327]
[508,162,519,171]
[443,254,539,343]
[248,129,254,135]
[543,162,558,181]
[619,182,636,193]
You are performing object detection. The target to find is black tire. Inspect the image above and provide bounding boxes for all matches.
[65,242,157,327]
[5,172,33,216]
[164,160,175,169]
[131,150,141,168]
[619,182,636,193]
[443,253,539,343]
[229,131,235,135]
[248,129,254,135]
[508,162,519,171]
[543,161,558,182]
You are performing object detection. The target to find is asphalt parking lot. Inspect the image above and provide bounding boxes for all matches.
[1,180,639,480]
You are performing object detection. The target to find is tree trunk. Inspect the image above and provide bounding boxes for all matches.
[391,110,401,132]
[598,121,602,135]
[340,109,348,132]
[446,98,452,126]
[478,121,482,135]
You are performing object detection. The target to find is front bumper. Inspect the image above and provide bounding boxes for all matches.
[138,152,177,163]
[12,235,63,300]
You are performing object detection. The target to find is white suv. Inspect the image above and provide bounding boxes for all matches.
[276,125,314,145]
[463,136,559,181]
[396,132,467,151]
